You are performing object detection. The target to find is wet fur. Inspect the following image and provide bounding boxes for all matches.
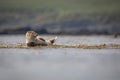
[26,31,57,47]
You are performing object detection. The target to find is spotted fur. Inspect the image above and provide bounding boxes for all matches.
[26,31,57,47]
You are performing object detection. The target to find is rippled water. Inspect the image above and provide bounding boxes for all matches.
[0,35,120,80]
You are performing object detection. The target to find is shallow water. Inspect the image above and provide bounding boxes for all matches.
[0,35,120,45]
[0,35,120,80]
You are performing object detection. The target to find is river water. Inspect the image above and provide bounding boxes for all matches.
[0,35,120,80]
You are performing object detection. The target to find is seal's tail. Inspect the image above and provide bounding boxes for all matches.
[46,36,57,45]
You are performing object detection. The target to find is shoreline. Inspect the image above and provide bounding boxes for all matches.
[0,44,120,49]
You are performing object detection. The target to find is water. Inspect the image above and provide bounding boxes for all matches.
[0,35,120,80]
[0,35,120,45]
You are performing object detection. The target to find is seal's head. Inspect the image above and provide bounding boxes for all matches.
[26,31,39,46]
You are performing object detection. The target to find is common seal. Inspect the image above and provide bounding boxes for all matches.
[26,31,57,46]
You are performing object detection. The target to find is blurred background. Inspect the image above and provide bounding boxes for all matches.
[0,0,120,35]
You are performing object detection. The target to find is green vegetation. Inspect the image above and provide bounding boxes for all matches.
[0,0,120,34]
[0,0,120,14]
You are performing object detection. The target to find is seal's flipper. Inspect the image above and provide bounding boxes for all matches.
[46,36,57,45]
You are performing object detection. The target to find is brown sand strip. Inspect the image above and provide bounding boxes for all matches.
[0,44,120,49]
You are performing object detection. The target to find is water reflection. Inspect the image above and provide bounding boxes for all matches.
[0,48,120,80]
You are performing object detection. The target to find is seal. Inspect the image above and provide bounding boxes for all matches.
[26,31,57,47]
